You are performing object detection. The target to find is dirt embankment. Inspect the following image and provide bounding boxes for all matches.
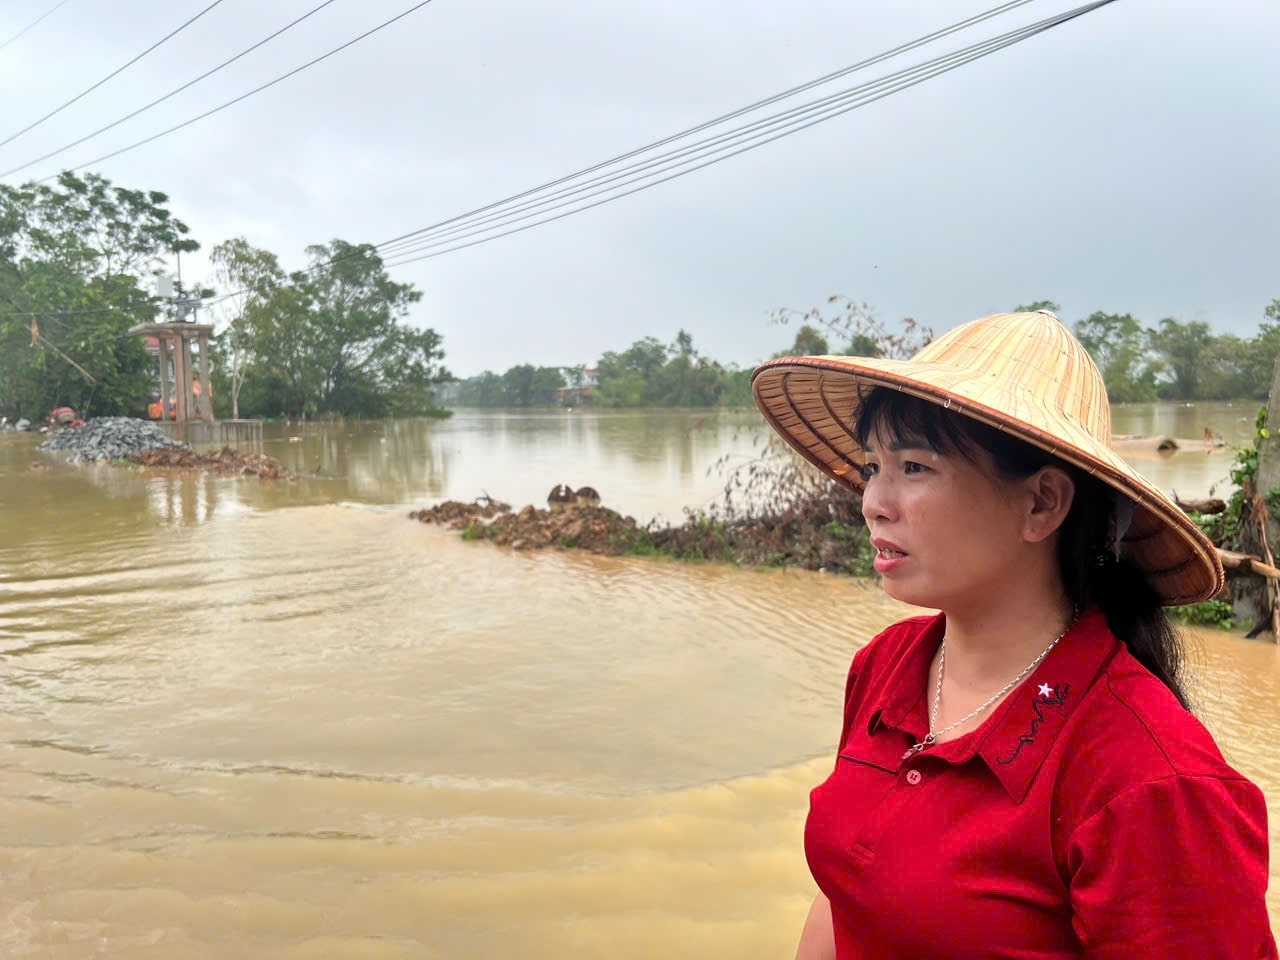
[409,487,873,573]
[128,446,293,480]
[411,499,643,554]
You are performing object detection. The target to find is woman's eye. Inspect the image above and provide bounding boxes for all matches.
[858,463,879,483]
[903,461,926,474]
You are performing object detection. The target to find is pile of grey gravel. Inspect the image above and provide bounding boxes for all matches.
[39,417,191,463]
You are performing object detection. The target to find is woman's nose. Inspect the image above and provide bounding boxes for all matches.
[861,474,896,524]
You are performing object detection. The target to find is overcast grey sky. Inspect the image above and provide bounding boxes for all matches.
[0,0,1276,376]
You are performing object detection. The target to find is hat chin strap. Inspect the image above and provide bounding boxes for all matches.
[1109,494,1136,559]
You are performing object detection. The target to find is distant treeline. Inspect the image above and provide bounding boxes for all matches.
[452,330,756,408]
[1072,304,1280,402]
[451,298,1280,409]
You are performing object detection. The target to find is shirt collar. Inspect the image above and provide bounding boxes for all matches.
[865,613,944,739]
[867,607,1121,803]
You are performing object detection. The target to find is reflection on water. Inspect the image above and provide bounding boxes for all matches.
[4,401,1256,535]
[0,402,1275,956]
[1111,398,1261,445]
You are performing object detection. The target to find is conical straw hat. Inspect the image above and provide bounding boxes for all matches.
[751,311,1223,605]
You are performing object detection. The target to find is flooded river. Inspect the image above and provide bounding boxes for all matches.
[0,402,1275,957]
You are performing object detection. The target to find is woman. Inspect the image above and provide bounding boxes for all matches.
[751,311,1276,959]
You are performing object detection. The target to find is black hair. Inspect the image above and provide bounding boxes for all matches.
[854,387,1190,710]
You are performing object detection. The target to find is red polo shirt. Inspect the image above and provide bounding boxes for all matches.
[805,607,1277,959]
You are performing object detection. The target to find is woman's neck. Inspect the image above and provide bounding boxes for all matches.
[939,587,1075,691]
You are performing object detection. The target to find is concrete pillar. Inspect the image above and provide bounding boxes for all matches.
[173,335,188,436]
[157,338,171,420]
[198,332,213,421]
[185,335,196,423]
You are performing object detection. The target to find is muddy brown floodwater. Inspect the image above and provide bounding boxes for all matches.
[0,404,1274,957]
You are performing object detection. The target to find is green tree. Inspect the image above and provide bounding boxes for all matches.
[773,297,932,361]
[0,172,196,420]
[1075,311,1156,403]
[1246,299,1280,398]
[377,324,451,416]
[596,337,668,407]
[1197,334,1254,400]
[782,323,829,357]
[1147,317,1213,401]
[238,240,448,418]
[531,366,565,405]
[501,364,536,407]
[1014,299,1061,314]
[209,237,283,419]
[651,349,725,406]
[456,371,506,406]
[674,329,694,357]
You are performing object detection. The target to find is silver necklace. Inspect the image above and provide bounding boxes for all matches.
[904,618,1076,758]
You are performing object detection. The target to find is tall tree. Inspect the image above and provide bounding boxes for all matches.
[0,172,197,419]
[209,237,283,419]
[234,240,449,418]
[1075,311,1155,403]
[1147,317,1214,400]
[785,323,830,357]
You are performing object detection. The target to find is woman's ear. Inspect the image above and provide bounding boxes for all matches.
[1022,467,1075,543]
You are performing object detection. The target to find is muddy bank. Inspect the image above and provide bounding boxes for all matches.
[410,488,873,573]
[127,446,293,480]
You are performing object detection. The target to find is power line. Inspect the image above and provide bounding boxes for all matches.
[31,0,440,182]
[0,0,344,180]
[0,0,230,152]
[5,0,1047,301]
[5,0,1114,321]
[242,0,1056,288]
[379,33,1025,261]
[0,0,75,54]
[378,1,1117,269]
[372,0,1041,261]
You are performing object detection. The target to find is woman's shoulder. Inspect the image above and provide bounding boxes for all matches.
[1056,645,1260,822]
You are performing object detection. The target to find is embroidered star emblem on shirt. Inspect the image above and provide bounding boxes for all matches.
[1037,683,1054,698]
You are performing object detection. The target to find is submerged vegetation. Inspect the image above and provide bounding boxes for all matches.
[1174,406,1280,632]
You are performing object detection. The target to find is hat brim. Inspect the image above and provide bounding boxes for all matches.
[752,355,1224,606]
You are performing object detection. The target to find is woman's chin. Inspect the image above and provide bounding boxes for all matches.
[879,577,940,611]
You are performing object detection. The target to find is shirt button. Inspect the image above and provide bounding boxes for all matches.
[906,769,923,785]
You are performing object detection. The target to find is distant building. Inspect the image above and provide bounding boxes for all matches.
[556,365,599,404]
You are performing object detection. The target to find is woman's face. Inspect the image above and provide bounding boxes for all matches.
[859,429,1038,612]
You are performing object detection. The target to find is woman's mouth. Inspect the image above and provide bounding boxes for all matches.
[871,539,909,573]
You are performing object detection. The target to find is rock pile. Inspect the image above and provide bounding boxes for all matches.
[39,417,188,462]
[37,417,292,479]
